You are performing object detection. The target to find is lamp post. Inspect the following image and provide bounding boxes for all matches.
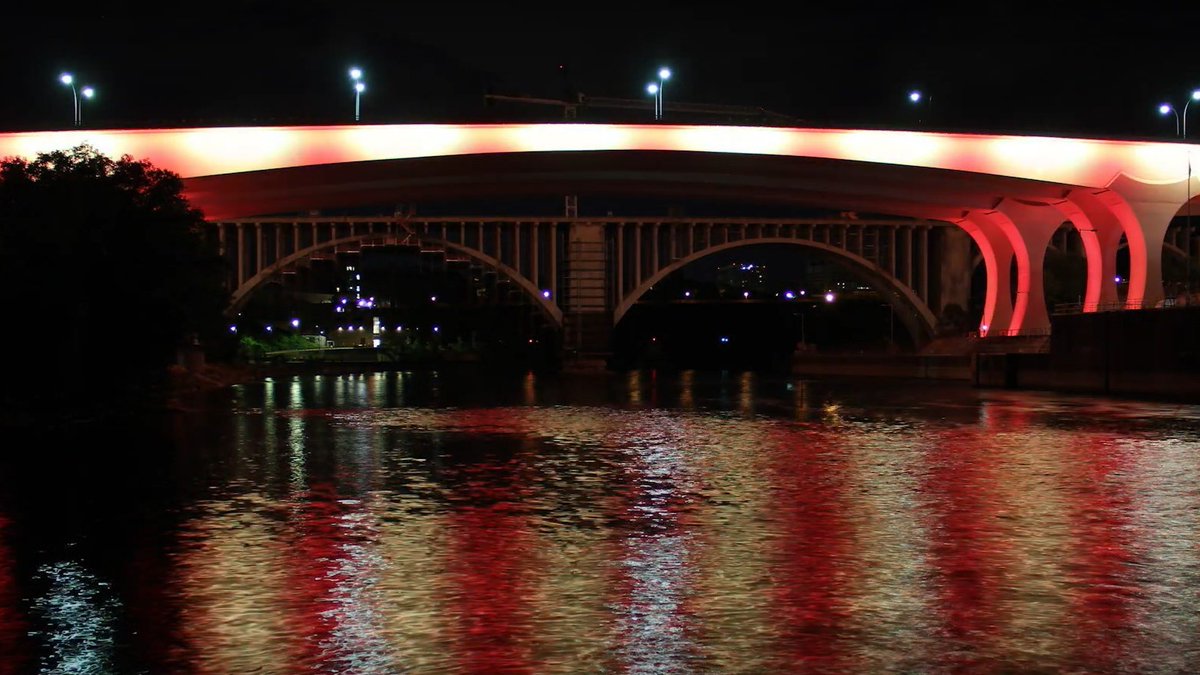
[1160,103,1180,136]
[1163,91,1200,295]
[349,67,365,122]
[646,83,659,119]
[80,86,94,126]
[908,90,931,127]
[60,73,96,127]
[657,67,671,120]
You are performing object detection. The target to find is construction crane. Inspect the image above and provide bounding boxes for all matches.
[483,92,803,125]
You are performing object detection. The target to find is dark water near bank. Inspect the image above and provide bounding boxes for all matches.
[2,370,1200,673]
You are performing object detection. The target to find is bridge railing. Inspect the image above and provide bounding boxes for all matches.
[1053,296,1198,315]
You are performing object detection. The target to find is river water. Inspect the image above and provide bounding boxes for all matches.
[2,369,1200,673]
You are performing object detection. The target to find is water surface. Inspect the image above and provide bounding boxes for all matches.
[2,370,1199,673]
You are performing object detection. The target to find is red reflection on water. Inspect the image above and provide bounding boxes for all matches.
[923,428,1010,665]
[281,481,350,672]
[767,428,857,672]
[444,456,538,674]
[1063,436,1138,669]
[0,515,31,675]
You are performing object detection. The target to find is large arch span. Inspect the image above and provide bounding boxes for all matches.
[614,237,939,342]
[2,123,1196,337]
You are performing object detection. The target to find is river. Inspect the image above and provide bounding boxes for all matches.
[2,369,1199,673]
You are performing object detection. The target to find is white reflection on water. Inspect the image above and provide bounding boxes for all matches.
[31,558,118,675]
[612,416,699,673]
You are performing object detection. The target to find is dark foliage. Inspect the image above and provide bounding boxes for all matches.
[0,144,227,416]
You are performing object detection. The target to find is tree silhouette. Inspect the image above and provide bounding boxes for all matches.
[0,144,227,417]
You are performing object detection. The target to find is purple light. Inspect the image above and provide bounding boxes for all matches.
[784,291,795,299]
[542,289,551,299]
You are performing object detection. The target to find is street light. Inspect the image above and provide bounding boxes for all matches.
[349,67,365,122]
[1160,103,1180,136]
[908,89,931,126]
[657,67,671,120]
[60,73,93,127]
[80,86,94,126]
[1185,89,1200,139]
[646,83,659,119]
[1162,90,1200,296]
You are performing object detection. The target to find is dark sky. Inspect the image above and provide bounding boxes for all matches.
[3,1,1198,139]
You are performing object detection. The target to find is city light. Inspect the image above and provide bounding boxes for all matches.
[784,291,795,300]
[541,289,551,299]
[825,292,835,303]
[291,318,300,328]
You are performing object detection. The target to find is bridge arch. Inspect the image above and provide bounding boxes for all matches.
[226,231,563,325]
[613,237,938,343]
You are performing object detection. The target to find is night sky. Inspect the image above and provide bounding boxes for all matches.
[3,2,1198,139]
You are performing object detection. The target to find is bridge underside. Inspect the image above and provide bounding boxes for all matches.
[189,150,1197,339]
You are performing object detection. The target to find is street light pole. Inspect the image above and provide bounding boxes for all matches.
[1160,103,1181,136]
[908,90,931,127]
[349,67,364,122]
[60,73,78,127]
[657,67,671,120]
[1183,91,1200,296]
[80,86,94,126]
[646,83,659,119]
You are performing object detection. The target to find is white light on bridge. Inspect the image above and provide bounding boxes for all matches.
[909,90,922,103]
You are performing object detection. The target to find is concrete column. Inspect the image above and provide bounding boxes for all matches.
[937,226,973,318]
[905,227,914,287]
[1055,193,1122,310]
[960,213,1015,336]
[985,200,1068,335]
[550,223,558,301]
[688,223,694,257]
[237,223,246,287]
[652,223,660,274]
[615,223,623,301]
[513,222,521,276]
[635,225,642,287]
[255,223,263,275]
[1121,200,1177,308]
[531,222,539,290]
[670,224,677,261]
[890,228,897,277]
[919,225,929,302]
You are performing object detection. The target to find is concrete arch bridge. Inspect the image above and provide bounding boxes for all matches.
[2,123,1196,349]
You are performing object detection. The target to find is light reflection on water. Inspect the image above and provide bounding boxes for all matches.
[2,370,1200,673]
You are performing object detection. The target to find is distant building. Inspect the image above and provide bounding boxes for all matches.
[716,262,768,297]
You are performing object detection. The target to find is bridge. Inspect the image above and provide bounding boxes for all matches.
[1,124,1196,352]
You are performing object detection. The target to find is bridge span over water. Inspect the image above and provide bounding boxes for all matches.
[2,124,1196,345]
